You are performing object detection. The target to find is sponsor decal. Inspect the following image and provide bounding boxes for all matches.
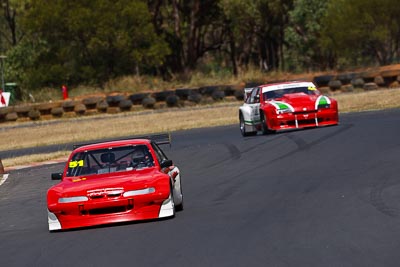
[270,101,295,113]
[69,160,84,168]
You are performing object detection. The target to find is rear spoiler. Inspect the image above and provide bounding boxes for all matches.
[73,133,171,149]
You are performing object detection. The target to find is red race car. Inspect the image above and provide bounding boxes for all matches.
[239,81,338,136]
[47,134,183,231]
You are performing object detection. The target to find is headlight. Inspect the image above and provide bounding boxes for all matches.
[318,104,331,109]
[123,187,155,197]
[277,108,292,114]
[58,196,89,203]
[316,96,331,109]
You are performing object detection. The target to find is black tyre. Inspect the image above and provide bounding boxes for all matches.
[239,113,256,137]
[174,178,184,212]
[261,112,275,135]
[170,184,176,216]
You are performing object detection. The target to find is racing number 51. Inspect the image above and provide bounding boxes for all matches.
[69,160,84,168]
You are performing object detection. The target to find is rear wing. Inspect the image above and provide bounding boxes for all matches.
[73,132,171,149]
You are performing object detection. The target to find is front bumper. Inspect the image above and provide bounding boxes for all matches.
[268,108,338,130]
[48,190,173,231]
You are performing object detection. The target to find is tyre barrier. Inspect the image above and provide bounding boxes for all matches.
[14,105,32,118]
[328,80,342,91]
[221,85,236,96]
[336,72,359,85]
[119,99,133,111]
[187,93,202,104]
[198,86,219,96]
[74,103,86,115]
[175,88,192,100]
[82,96,103,110]
[363,82,378,91]
[106,94,126,107]
[380,70,400,87]
[211,90,225,101]
[142,97,156,109]
[129,93,148,105]
[313,75,334,87]
[5,112,18,122]
[36,102,60,116]
[152,91,174,102]
[234,90,244,101]
[374,76,385,87]
[62,100,76,112]
[351,78,365,88]
[361,70,381,83]
[96,99,109,113]
[0,107,12,122]
[166,95,180,107]
[28,109,41,120]
[51,107,64,118]
[1,65,400,124]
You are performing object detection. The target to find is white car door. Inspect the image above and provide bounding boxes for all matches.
[248,88,261,126]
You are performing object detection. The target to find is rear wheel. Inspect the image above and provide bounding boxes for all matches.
[175,178,184,211]
[239,113,247,136]
[239,113,256,136]
[169,184,176,217]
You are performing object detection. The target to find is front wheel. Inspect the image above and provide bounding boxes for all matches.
[261,112,275,135]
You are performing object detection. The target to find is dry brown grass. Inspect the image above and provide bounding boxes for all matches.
[0,103,238,151]
[2,87,400,167]
[332,88,400,112]
[2,151,70,168]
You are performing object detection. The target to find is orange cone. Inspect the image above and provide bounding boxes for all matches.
[0,158,4,174]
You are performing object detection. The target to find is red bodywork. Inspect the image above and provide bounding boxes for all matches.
[259,82,338,131]
[47,139,172,230]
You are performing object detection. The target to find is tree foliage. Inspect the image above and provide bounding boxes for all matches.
[0,0,400,91]
[20,0,170,87]
[285,0,332,71]
[321,0,400,67]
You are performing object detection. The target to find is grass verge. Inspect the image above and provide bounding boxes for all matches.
[2,87,400,167]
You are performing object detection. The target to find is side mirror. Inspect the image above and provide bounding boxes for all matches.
[51,173,63,180]
[160,159,173,168]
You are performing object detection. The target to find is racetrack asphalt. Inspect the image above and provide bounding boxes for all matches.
[0,109,400,267]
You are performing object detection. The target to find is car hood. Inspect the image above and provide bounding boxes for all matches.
[269,93,328,112]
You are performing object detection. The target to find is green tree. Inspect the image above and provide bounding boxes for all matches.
[220,0,293,74]
[21,0,170,87]
[148,0,226,77]
[285,0,333,71]
[322,0,400,66]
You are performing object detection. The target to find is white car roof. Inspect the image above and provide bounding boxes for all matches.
[261,82,316,93]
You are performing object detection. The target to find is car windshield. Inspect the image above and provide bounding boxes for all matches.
[263,86,320,100]
[66,144,155,177]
